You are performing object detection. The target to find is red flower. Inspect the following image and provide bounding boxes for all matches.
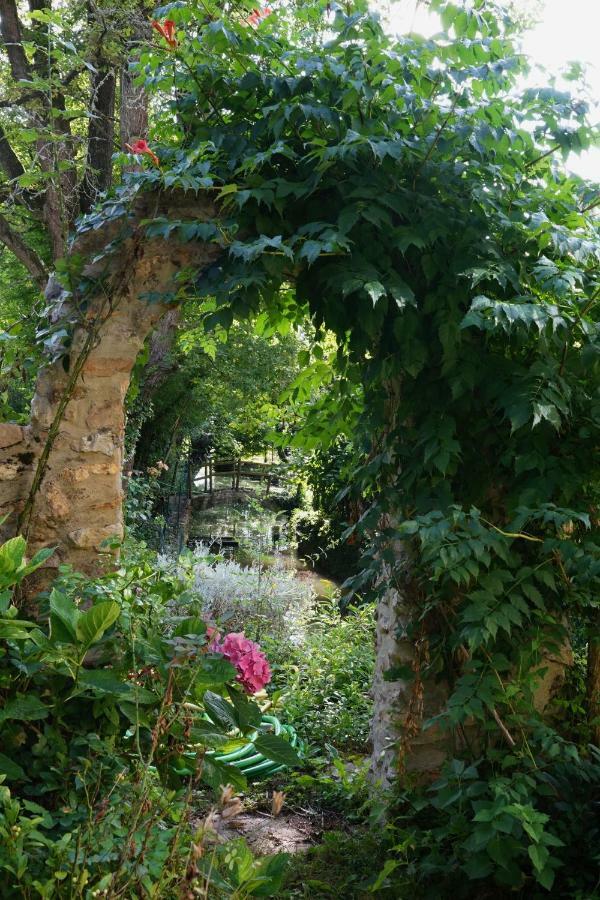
[245,6,273,27]
[151,19,178,48]
[125,139,160,166]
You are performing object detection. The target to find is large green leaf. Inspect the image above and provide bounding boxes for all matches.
[172,616,208,638]
[21,546,55,577]
[203,690,238,730]
[49,589,79,643]
[0,752,27,781]
[227,686,262,728]
[195,655,237,687]
[201,756,247,793]
[75,601,120,646]
[0,616,37,640]
[253,733,302,767]
[0,693,48,722]
[77,669,157,704]
[188,721,230,749]
[0,536,26,586]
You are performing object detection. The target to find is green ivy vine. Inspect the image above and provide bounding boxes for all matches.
[36,0,600,890]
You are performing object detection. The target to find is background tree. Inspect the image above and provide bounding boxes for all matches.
[0,0,156,425]
[130,307,308,467]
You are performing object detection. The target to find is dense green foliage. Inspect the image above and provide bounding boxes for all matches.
[267,599,374,751]
[0,538,300,897]
[1,0,600,895]
[0,254,43,422]
[131,311,306,466]
[292,438,363,582]
[126,1,599,892]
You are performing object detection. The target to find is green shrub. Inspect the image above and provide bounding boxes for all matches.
[383,743,600,899]
[0,536,298,897]
[267,600,375,752]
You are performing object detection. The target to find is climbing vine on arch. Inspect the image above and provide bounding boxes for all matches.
[35,0,600,890]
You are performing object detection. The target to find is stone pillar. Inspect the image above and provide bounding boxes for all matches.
[0,192,221,593]
[0,424,32,532]
[370,552,453,788]
[370,552,571,787]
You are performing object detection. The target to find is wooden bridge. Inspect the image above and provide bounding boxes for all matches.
[191,454,287,496]
[162,454,290,551]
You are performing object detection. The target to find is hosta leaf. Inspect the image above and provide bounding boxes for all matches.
[75,601,120,646]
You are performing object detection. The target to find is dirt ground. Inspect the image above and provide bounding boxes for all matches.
[190,797,342,856]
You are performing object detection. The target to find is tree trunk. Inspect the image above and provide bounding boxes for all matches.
[120,7,151,150]
[79,66,117,214]
[139,307,182,401]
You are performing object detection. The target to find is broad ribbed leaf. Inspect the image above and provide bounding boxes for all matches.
[75,601,120,646]
[253,733,301,766]
[49,589,79,643]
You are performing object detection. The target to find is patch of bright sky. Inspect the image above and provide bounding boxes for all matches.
[383,0,600,182]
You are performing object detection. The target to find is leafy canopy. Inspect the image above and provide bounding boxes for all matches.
[56,2,600,890]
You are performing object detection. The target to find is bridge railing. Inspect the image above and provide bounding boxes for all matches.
[192,455,287,494]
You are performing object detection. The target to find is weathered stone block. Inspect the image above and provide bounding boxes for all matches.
[60,461,119,484]
[0,423,25,450]
[67,525,119,550]
[82,357,132,377]
[0,462,20,479]
[45,483,70,520]
[79,432,117,456]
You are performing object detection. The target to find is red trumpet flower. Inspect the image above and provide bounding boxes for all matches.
[125,139,160,167]
[245,6,272,27]
[151,19,178,48]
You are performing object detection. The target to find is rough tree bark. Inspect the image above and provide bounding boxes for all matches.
[138,307,182,401]
[120,6,152,151]
[79,66,116,215]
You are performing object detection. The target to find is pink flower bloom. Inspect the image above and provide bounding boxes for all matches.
[213,632,271,694]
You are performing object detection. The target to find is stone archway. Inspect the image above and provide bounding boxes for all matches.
[0,191,479,782]
[1,186,554,785]
[0,191,222,588]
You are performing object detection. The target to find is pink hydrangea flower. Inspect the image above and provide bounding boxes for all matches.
[213,632,271,694]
